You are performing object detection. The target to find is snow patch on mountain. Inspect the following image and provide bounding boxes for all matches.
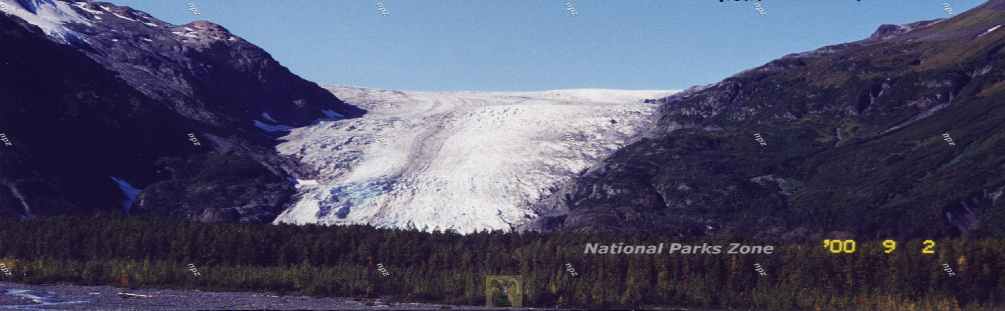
[71,2,102,15]
[979,24,1002,37]
[321,110,344,119]
[109,10,136,22]
[0,0,91,43]
[110,176,140,213]
[273,87,676,233]
[253,120,294,133]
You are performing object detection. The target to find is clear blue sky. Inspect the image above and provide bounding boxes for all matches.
[114,0,984,91]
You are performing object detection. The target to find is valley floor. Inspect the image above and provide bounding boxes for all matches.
[0,282,484,310]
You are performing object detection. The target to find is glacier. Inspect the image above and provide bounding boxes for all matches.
[272,86,677,233]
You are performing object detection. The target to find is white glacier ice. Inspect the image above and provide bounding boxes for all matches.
[273,86,677,233]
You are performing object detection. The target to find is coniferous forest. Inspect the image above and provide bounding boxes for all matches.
[0,217,1002,310]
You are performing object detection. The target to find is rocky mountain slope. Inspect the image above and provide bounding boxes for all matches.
[0,0,363,222]
[530,0,1005,240]
[273,87,675,233]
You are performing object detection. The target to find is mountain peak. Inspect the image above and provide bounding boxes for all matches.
[0,0,90,42]
[868,24,913,40]
[0,0,364,223]
[170,20,242,44]
[186,20,228,32]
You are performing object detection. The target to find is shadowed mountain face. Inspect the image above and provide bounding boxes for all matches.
[56,2,365,131]
[0,13,199,217]
[0,0,364,222]
[532,0,1005,240]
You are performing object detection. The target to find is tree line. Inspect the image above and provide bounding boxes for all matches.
[0,216,1001,310]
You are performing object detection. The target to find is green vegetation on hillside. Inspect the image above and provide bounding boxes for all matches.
[534,1,1005,239]
[0,217,1002,310]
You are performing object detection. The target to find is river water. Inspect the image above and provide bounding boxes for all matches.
[0,282,482,310]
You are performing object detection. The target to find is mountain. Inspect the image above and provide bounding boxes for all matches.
[5,0,363,131]
[273,87,675,233]
[0,0,363,222]
[0,0,676,229]
[529,0,1005,240]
